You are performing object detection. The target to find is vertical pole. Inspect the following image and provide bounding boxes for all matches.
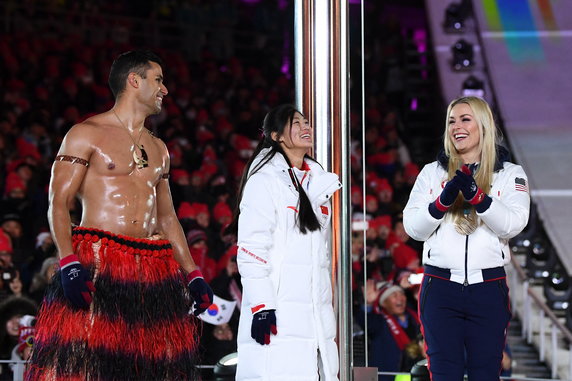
[332,1,352,380]
[294,1,352,380]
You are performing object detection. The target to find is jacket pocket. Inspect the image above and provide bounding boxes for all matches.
[420,276,433,315]
[497,279,512,319]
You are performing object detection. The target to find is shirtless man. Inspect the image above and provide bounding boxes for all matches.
[27,51,212,381]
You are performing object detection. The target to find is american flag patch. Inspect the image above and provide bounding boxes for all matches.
[515,177,528,192]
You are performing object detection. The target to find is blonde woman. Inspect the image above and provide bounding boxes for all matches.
[403,97,530,380]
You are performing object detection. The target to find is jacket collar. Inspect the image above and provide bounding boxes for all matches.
[250,148,341,204]
[437,145,511,172]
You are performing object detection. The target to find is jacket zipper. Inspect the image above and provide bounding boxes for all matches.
[463,235,469,288]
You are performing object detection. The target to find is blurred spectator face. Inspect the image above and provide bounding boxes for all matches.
[8,187,26,199]
[16,165,33,182]
[6,314,21,337]
[378,188,392,204]
[382,290,407,316]
[351,232,364,255]
[365,197,378,214]
[0,251,13,267]
[9,273,22,295]
[365,226,378,240]
[378,224,391,240]
[2,220,23,239]
[226,256,238,276]
[196,212,210,228]
[191,172,203,188]
[213,323,234,341]
[351,187,362,206]
[394,222,410,243]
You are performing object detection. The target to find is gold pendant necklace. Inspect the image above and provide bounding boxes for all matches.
[112,110,149,169]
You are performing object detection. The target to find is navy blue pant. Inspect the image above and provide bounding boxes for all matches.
[419,274,511,381]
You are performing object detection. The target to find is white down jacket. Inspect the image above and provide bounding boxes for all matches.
[403,151,530,284]
[236,149,341,381]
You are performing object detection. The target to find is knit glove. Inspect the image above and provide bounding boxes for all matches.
[429,175,461,218]
[59,254,95,309]
[187,270,214,316]
[456,165,492,212]
[251,309,277,345]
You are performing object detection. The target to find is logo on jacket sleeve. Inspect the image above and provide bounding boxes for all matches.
[515,177,528,193]
[320,205,329,215]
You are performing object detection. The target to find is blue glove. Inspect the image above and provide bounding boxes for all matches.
[439,175,461,207]
[59,254,95,309]
[429,175,461,219]
[456,165,492,212]
[251,309,277,345]
[187,270,214,316]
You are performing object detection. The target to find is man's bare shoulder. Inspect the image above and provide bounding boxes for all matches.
[59,113,115,155]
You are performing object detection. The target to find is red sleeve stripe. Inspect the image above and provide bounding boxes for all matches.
[435,196,450,212]
[186,269,204,283]
[60,254,80,269]
[251,304,266,314]
[239,247,267,264]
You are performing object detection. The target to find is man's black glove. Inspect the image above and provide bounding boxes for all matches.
[187,270,214,316]
[251,309,277,345]
[60,254,95,309]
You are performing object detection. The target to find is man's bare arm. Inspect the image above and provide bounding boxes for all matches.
[48,124,93,259]
[155,147,198,274]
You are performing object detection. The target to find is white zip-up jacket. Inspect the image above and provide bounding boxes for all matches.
[403,150,530,284]
[236,149,341,381]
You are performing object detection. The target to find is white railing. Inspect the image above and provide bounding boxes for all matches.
[508,256,572,381]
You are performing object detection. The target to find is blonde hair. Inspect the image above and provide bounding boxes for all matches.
[443,97,498,234]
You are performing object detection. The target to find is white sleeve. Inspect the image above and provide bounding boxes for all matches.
[403,164,444,241]
[478,165,530,239]
[237,173,278,313]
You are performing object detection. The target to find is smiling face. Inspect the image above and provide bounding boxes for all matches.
[448,102,482,164]
[138,61,168,115]
[272,111,313,164]
[279,112,313,149]
[382,290,407,316]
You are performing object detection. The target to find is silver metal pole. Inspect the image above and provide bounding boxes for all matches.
[294,1,352,379]
[294,0,304,113]
[332,1,352,380]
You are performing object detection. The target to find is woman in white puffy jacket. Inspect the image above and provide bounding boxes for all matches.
[403,97,530,381]
[229,104,341,381]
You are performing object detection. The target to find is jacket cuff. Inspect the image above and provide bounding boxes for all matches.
[428,201,446,219]
[242,278,277,312]
[474,194,492,213]
[186,269,204,285]
[60,254,80,269]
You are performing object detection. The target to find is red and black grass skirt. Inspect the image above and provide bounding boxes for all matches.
[26,227,201,381]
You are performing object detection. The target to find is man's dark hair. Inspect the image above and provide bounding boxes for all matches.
[108,50,163,99]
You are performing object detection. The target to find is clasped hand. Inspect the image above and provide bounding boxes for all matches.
[440,165,483,205]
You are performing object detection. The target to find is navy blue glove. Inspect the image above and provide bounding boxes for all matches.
[59,254,95,309]
[456,165,492,212]
[187,270,214,316]
[429,175,461,219]
[439,175,461,207]
[251,309,277,345]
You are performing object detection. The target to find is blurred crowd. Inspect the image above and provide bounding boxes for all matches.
[0,0,434,379]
